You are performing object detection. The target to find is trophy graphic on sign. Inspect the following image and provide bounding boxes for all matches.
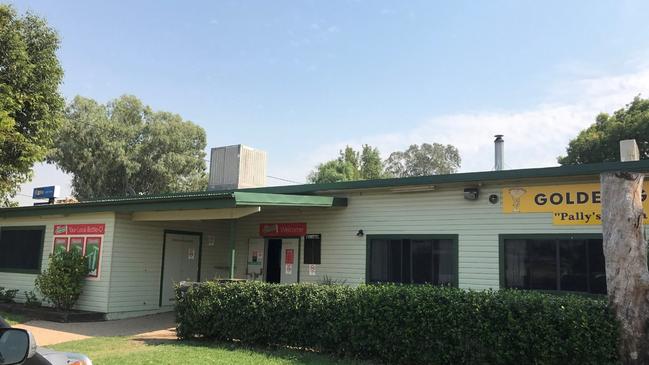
[508,188,527,212]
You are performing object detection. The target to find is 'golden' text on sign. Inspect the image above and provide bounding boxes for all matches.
[502,183,649,225]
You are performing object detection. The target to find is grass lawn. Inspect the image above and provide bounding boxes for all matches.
[51,337,373,365]
[0,311,27,326]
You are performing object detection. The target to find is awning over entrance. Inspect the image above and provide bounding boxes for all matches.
[0,191,347,218]
[130,192,346,221]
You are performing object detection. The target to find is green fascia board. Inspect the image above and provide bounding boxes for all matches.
[237,159,649,195]
[0,193,238,218]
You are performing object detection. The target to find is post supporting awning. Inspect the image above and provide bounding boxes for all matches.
[228,220,237,279]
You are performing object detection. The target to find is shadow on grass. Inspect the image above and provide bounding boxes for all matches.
[1,311,28,325]
[131,337,372,365]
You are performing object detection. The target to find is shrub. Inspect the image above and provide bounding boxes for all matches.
[176,282,619,365]
[23,290,42,308]
[35,251,90,311]
[0,287,19,303]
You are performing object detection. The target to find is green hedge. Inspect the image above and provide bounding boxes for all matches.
[175,282,618,364]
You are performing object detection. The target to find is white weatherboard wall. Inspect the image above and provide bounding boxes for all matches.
[0,212,115,313]
[3,176,639,318]
[107,215,230,319]
[232,178,635,289]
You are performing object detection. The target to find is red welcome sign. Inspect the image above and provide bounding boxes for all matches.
[54,224,106,235]
[259,223,307,237]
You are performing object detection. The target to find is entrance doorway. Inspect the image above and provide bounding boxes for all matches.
[262,238,300,284]
[247,237,301,284]
[160,231,201,306]
[266,239,282,283]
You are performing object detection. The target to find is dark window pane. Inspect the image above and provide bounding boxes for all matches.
[369,237,456,286]
[304,234,321,265]
[505,240,527,289]
[0,228,43,271]
[505,239,527,289]
[525,239,557,290]
[402,239,411,283]
[388,240,402,282]
[588,239,607,294]
[505,237,606,295]
[369,239,403,283]
[411,240,433,284]
[435,239,455,285]
[559,239,587,292]
[369,239,389,282]
[505,239,556,290]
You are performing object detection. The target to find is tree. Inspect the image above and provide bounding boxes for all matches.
[385,143,461,178]
[600,171,649,364]
[559,97,649,165]
[308,145,387,183]
[0,5,64,206]
[360,145,384,180]
[49,95,207,200]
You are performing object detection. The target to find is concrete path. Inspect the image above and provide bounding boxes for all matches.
[14,312,176,346]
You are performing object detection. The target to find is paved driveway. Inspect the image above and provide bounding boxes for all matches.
[14,312,176,346]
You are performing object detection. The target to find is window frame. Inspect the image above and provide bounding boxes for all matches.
[365,234,459,287]
[499,233,605,296]
[0,225,46,274]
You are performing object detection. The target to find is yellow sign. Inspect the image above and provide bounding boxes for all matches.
[502,183,649,225]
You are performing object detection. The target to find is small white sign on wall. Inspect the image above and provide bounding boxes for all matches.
[308,264,317,276]
[285,263,293,274]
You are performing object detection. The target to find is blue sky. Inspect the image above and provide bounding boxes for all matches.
[11,0,649,203]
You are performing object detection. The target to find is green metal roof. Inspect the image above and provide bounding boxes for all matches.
[2,159,649,218]
[241,159,649,195]
[0,192,346,218]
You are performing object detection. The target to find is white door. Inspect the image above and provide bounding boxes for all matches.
[161,233,200,306]
[280,238,299,284]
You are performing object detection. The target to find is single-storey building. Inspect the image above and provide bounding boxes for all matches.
[1,143,648,319]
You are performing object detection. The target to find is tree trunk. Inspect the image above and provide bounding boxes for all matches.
[601,172,649,364]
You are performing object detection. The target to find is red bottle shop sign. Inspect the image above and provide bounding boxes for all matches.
[54,224,106,235]
[259,223,307,237]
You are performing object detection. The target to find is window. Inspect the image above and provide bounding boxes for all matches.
[0,227,45,273]
[368,236,457,285]
[502,236,606,294]
[304,234,321,264]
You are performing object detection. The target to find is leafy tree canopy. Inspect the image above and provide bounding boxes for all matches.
[360,144,384,180]
[308,142,461,183]
[559,97,649,164]
[0,5,64,206]
[385,143,461,178]
[308,145,388,183]
[49,95,208,200]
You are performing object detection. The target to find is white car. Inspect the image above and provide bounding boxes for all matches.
[0,316,92,365]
